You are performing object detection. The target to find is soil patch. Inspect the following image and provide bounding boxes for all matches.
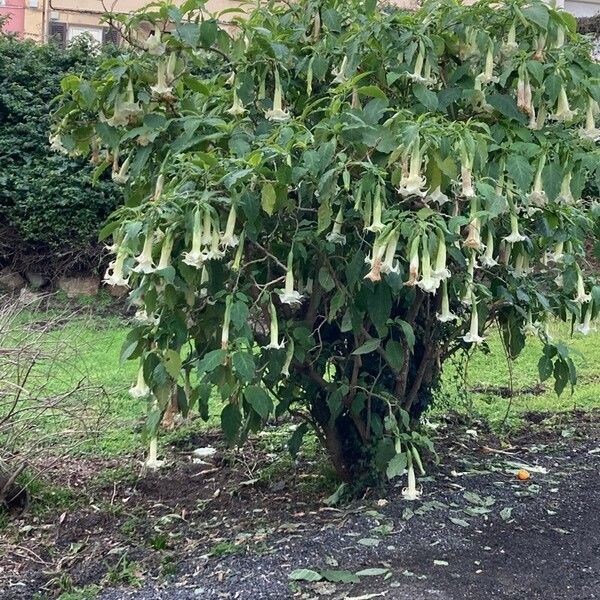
[0,411,598,600]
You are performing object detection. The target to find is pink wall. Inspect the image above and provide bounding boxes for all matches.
[0,0,26,35]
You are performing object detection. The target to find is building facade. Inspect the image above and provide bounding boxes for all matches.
[0,0,240,44]
[0,0,597,46]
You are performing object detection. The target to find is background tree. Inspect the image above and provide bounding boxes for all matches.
[54,0,599,488]
[0,33,120,277]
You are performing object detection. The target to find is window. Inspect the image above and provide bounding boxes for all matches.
[48,22,67,48]
[67,25,104,45]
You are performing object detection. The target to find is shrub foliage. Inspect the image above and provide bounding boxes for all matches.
[0,34,119,276]
[55,0,599,484]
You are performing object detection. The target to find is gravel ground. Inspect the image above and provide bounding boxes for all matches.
[96,425,600,600]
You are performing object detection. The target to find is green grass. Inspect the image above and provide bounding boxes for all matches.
[436,321,600,429]
[7,305,600,463]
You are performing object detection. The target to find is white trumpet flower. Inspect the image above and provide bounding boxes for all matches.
[402,453,422,501]
[576,304,594,335]
[437,279,459,323]
[326,205,346,244]
[145,30,166,56]
[502,20,518,55]
[182,210,206,269]
[366,184,385,232]
[112,156,131,184]
[150,59,173,98]
[418,235,439,293]
[579,98,600,141]
[265,69,291,122]
[264,301,285,349]
[405,236,420,287]
[462,296,485,344]
[145,434,165,470]
[504,213,527,244]
[574,269,591,305]
[432,232,450,281]
[398,139,427,198]
[221,205,239,248]
[332,55,349,84]
[558,171,575,204]
[227,87,247,116]
[365,236,387,282]
[475,43,499,85]
[104,250,129,287]
[528,155,548,206]
[221,295,232,349]
[130,366,151,398]
[551,86,577,122]
[381,229,401,275]
[547,241,564,264]
[133,231,156,274]
[480,229,497,267]
[279,249,304,305]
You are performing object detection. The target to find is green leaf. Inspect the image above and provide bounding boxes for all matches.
[197,349,226,375]
[538,355,553,382]
[412,83,438,111]
[385,340,404,371]
[500,507,513,521]
[261,183,276,216]
[289,569,322,582]
[506,154,534,191]
[449,517,470,528]
[321,570,361,584]
[398,320,415,353]
[488,94,526,122]
[386,452,407,479]
[221,403,241,444]
[163,350,181,380]
[355,568,389,577]
[523,4,549,29]
[352,338,381,355]
[120,328,144,365]
[317,198,333,234]
[232,351,255,383]
[244,385,273,419]
[288,422,309,456]
[230,301,249,330]
[356,85,388,102]
[318,267,335,292]
[199,19,218,48]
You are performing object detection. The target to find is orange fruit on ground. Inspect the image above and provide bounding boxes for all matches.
[517,469,530,481]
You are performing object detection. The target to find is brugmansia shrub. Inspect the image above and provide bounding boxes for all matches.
[0,34,119,276]
[54,0,600,487]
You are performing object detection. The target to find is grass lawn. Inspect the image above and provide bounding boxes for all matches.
[8,301,600,461]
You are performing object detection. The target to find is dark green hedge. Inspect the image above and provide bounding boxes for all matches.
[0,34,121,276]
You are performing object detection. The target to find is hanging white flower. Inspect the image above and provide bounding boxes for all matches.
[264,301,285,349]
[480,229,497,267]
[504,213,527,244]
[220,204,239,248]
[182,210,207,269]
[576,303,594,335]
[221,295,232,349]
[104,250,130,287]
[150,59,173,98]
[365,236,387,282]
[427,186,450,206]
[326,205,346,244]
[462,295,485,344]
[331,55,349,84]
[551,86,577,122]
[157,231,174,270]
[547,241,564,264]
[437,280,459,323]
[112,156,131,184]
[527,155,548,206]
[404,236,420,287]
[265,69,291,122]
[397,139,427,198]
[475,43,499,85]
[129,366,151,398]
[432,231,451,281]
[133,231,156,274]
[145,30,166,56]
[417,234,439,293]
[521,310,538,336]
[227,87,247,117]
[381,229,400,276]
[366,184,385,232]
[579,98,600,141]
[278,249,304,305]
[574,268,591,305]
